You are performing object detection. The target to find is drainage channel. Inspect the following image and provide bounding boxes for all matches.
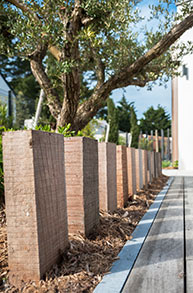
[183,176,187,293]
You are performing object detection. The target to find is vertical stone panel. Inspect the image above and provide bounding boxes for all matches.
[155,152,159,178]
[107,143,117,211]
[83,138,99,235]
[98,143,117,212]
[135,149,140,191]
[3,130,68,286]
[147,151,152,184]
[127,147,136,197]
[116,145,128,208]
[64,137,99,236]
[158,152,162,176]
[151,151,155,178]
[142,150,148,188]
[135,149,143,191]
[98,142,107,211]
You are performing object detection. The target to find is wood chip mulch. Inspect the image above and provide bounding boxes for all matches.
[0,175,168,292]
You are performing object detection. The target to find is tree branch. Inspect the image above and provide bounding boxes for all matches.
[91,48,105,90]
[29,46,62,120]
[6,0,39,19]
[107,11,193,89]
[6,0,62,61]
[74,12,193,130]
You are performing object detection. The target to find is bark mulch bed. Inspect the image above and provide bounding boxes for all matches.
[0,175,168,292]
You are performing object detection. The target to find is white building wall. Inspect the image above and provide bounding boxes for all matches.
[178,27,193,170]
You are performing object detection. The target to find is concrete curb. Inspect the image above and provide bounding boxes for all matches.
[94,177,174,293]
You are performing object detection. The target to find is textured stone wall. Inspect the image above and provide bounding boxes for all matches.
[3,130,68,286]
[127,147,136,197]
[142,150,148,188]
[64,137,99,236]
[116,145,128,208]
[98,142,117,212]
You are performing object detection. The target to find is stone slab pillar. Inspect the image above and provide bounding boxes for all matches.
[147,151,152,184]
[3,130,68,286]
[155,152,159,178]
[126,147,136,197]
[142,150,148,188]
[98,142,117,212]
[64,137,99,236]
[151,151,155,178]
[158,152,162,176]
[116,145,128,208]
[135,149,143,191]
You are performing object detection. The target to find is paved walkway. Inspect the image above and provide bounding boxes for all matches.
[122,175,193,293]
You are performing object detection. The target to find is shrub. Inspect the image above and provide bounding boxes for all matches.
[162,160,171,168]
[173,160,178,169]
[0,127,15,203]
[138,137,153,151]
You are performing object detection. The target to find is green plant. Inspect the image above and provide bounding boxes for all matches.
[162,160,171,168]
[35,124,75,137]
[107,98,119,144]
[130,106,140,148]
[0,126,14,203]
[35,124,52,132]
[138,138,153,151]
[173,160,178,169]
[77,119,98,139]
[118,135,126,146]
[0,102,13,129]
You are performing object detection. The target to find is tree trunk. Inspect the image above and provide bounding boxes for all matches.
[30,58,62,120]
[56,69,80,130]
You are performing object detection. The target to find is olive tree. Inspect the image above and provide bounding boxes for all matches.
[1,0,193,131]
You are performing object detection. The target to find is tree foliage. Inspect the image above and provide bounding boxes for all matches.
[107,98,119,144]
[117,96,133,133]
[140,105,171,135]
[0,0,193,131]
[0,54,40,128]
[130,106,140,148]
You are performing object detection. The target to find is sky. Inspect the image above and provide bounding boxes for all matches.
[112,81,171,119]
[111,0,176,120]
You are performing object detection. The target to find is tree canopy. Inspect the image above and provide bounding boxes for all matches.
[130,106,140,148]
[117,96,134,133]
[1,0,193,131]
[107,98,119,144]
[140,105,171,135]
[0,55,40,127]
